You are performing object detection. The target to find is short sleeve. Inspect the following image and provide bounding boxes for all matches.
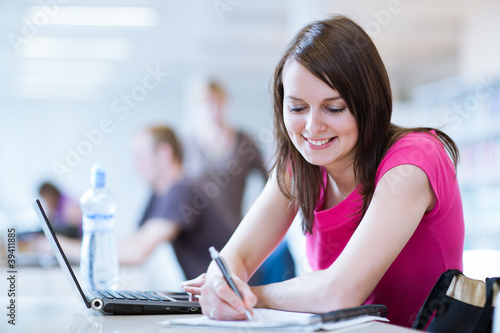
[146,180,199,230]
[376,131,458,218]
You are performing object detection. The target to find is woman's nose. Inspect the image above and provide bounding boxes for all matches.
[305,109,326,134]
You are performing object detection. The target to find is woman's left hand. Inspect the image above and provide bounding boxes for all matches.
[180,273,206,296]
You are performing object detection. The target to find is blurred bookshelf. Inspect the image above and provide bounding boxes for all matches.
[402,74,500,250]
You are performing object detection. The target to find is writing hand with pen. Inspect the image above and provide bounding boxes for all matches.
[180,247,257,321]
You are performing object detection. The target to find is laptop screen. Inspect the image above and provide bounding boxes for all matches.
[33,199,91,309]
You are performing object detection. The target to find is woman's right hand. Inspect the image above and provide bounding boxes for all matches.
[199,274,257,321]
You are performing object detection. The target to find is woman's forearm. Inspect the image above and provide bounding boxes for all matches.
[251,270,361,313]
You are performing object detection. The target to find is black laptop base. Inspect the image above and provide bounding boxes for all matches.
[92,290,201,315]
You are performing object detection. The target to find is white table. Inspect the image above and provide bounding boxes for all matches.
[0,266,418,333]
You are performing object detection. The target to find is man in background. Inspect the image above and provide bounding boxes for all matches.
[118,125,238,279]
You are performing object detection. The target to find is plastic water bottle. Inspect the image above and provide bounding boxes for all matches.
[80,164,119,290]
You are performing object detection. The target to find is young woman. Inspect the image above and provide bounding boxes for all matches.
[181,15,464,328]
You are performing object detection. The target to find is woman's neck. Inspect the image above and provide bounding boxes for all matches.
[326,164,358,199]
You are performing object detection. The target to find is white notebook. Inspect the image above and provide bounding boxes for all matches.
[163,308,389,331]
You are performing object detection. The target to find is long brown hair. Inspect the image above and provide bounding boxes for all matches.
[271,15,459,234]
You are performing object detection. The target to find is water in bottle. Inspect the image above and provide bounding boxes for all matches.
[80,164,119,290]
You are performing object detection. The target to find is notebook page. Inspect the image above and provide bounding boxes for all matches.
[163,308,388,331]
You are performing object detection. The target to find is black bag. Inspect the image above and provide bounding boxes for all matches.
[412,269,500,333]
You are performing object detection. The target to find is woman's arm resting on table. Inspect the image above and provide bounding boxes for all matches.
[253,164,435,313]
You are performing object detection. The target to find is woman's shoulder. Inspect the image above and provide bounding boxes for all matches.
[377,130,453,181]
[384,130,447,161]
[392,130,442,149]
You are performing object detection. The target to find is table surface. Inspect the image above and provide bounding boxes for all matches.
[0,266,418,333]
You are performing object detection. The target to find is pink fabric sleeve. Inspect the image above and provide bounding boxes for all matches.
[375,131,457,221]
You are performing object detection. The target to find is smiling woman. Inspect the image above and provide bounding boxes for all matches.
[282,59,359,176]
[272,15,459,234]
[178,15,464,328]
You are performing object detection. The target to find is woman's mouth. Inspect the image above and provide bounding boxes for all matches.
[305,136,335,146]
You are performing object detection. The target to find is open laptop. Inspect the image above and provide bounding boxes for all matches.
[33,199,201,315]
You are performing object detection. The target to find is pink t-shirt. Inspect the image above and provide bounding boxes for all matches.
[306,131,464,328]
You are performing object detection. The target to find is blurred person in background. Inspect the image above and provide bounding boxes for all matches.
[38,181,82,239]
[117,125,239,280]
[27,182,82,262]
[183,79,295,285]
[183,79,267,220]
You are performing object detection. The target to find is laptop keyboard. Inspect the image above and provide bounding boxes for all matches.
[96,290,177,302]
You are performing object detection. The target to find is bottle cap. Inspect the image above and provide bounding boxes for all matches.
[91,164,106,188]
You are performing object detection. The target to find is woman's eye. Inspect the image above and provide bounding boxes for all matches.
[288,105,306,112]
[326,106,346,113]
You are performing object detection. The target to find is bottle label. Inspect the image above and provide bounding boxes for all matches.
[82,214,114,232]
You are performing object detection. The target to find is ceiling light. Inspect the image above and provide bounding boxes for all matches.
[18,37,131,59]
[25,6,159,27]
[19,60,115,83]
[14,81,101,99]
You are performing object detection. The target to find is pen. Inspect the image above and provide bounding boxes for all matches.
[209,246,253,321]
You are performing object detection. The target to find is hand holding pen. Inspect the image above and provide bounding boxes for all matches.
[208,246,254,321]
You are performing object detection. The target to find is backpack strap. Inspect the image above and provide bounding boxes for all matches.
[472,277,500,333]
[412,269,462,330]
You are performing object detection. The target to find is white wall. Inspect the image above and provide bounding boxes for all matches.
[459,3,500,79]
[0,1,280,235]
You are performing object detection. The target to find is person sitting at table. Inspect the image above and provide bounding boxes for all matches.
[181,15,465,328]
[38,181,82,239]
[117,125,240,280]
[28,182,82,261]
